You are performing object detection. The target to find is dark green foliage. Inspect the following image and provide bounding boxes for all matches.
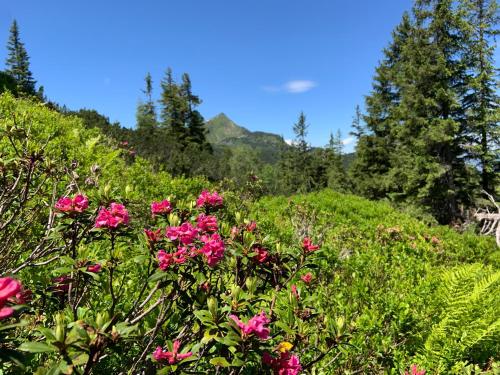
[4,20,36,96]
[0,71,17,95]
[459,0,500,194]
[351,1,499,223]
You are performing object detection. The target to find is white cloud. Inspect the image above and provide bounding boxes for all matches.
[283,80,317,93]
[262,80,317,94]
[341,136,355,146]
[284,139,295,146]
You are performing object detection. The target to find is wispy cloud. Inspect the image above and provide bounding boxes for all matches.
[341,136,355,146]
[262,80,317,94]
[284,80,317,93]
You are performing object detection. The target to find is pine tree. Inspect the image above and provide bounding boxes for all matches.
[180,73,210,150]
[460,0,499,194]
[160,68,185,141]
[326,131,348,191]
[349,105,365,139]
[5,20,36,95]
[350,14,412,199]
[391,0,470,222]
[136,73,157,130]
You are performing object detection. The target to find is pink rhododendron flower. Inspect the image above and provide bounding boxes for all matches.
[196,190,223,209]
[151,200,172,217]
[144,228,163,243]
[200,233,225,267]
[253,246,269,263]
[229,311,270,340]
[405,364,426,375]
[95,203,129,229]
[87,263,102,273]
[230,226,240,239]
[55,194,89,214]
[196,214,218,233]
[157,248,188,271]
[302,237,319,253]
[300,273,313,284]
[263,352,302,375]
[166,222,198,245]
[0,277,22,320]
[291,284,300,300]
[152,340,193,364]
[246,221,257,232]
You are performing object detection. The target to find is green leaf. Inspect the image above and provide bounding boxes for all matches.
[210,357,231,367]
[19,342,56,353]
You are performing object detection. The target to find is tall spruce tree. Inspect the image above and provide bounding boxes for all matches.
[280,112,314,193]
[326,131,348,191]
[136,73,158,130]
[5,20,36,95]
[350,13,412,199]
[460,0,499,194]
[180,73,211,150]
[391,0,470,222]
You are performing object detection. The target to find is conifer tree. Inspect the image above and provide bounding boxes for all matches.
[349,105,365,139]
[460,0,499,194]
[326,131,348,191]
[5,20,36,95]
[180,73,210,150]
[160,68,185,141]
[391,0,470,222]
[136,73,157,130]
[350,14,412,199]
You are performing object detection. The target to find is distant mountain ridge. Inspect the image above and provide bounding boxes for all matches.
[205,113,285,164]
[205,113,355,168]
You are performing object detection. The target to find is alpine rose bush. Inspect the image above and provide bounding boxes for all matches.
[4,187,335,374]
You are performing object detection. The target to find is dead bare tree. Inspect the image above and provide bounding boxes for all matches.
[474,190,500,247]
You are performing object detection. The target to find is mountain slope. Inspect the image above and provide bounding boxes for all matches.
[205,113,286,163]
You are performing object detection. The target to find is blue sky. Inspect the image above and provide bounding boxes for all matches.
[0,0,417,152]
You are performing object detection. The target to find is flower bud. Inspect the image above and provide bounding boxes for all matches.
[245,277,257,294]
[207,297,218,319]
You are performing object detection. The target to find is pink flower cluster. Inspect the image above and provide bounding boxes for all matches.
[151,199,172,217]
[229,311,270,340]
[196,190,223,209]
[157,248,189,271]
[196,214,218,233]
[302,237,319,253]
[301,273,313,284]
[253,246,269,263]
[263,352,302,375]
[55,194,89,214]
[95,203,130,229]
[166,223,198,245]
[405,364,426,375]
[200,233,225,267]
[0,277,22,320]
[153,340,193,365]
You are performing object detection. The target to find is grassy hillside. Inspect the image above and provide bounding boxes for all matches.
[251,191,499,373]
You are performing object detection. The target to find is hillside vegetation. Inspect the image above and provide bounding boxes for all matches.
[0,93,498,374]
